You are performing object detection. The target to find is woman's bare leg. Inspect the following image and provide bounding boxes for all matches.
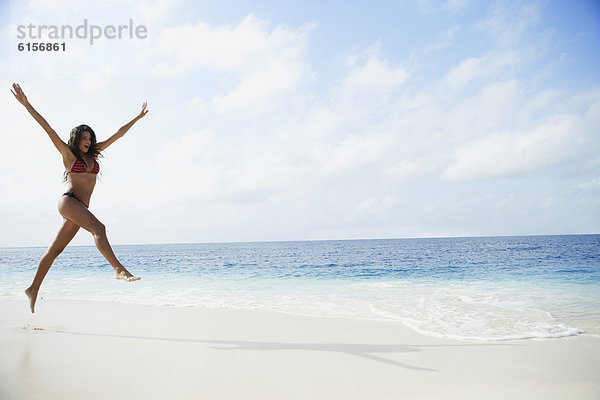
[25,218,80,313]
[57,196,141,282]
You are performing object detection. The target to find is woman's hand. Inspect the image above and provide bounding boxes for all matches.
[96,102,149,151]
[11,83,70,155]
[137,102,148,120]
[11,83,29,106]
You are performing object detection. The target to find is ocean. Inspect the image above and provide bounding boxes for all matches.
[1,235,599,341]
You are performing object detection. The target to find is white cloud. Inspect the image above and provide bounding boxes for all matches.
[187,97,209,115]
[321,133,388,176]
[423,25,461,54]
[341,57,408,95]
[443,56,480,91]
[213,50,307,114]
[443,80,520,140]
[160,129,215,162]
[152,14,314,114]
[441,51,517,91]
[134,0,182,23]
[518,89,561,119]
[542,194,558,208]
[78,65,114,94]
[418,0,472,13]
[477,0,542,47]
[322,54,410,129]
[356,196,397,214]
[442,114,585,180]
[382,160,423,181]
[576,178,600,190]
[444,0,472,11]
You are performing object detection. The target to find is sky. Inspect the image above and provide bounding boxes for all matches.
[0,0,599,247]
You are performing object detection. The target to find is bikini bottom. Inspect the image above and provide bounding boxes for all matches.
[63,192,88,208]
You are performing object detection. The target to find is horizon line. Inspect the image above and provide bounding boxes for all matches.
[2,232,598,249]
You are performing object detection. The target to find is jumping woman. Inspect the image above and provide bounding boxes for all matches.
[11,83,146,313]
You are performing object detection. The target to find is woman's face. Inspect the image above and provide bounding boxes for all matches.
[79,131,92,153]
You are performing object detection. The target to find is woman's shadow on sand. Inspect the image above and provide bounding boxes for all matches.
[54,330,511,372]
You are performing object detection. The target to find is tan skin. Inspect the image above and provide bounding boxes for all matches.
[11,83,148,313]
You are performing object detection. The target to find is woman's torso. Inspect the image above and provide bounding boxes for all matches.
[64,155,98,206]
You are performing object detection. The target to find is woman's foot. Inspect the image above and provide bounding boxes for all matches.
[24,286,38,313]
[115,268,141,282]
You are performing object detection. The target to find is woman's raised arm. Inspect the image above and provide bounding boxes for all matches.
[97,102,148,152]
[11,83,70,156]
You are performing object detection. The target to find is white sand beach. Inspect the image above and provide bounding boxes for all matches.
[0,298,598,400]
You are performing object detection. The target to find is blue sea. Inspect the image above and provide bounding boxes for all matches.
[1,235,599,341]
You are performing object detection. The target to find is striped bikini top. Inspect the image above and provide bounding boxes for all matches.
[67,159,100,175]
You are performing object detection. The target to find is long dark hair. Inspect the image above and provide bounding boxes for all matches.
[63,124,102,181]
[68,124,102,167]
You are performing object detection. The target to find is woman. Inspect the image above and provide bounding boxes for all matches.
[11,83,147,313]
